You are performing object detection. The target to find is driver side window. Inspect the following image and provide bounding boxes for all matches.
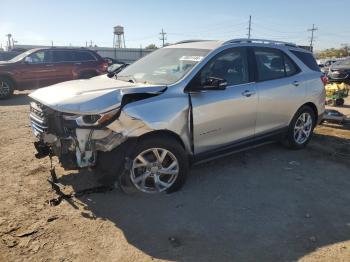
[27,51,50,64]
[199,48,249,86]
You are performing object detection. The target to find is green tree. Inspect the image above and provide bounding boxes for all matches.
[145,44,158,49]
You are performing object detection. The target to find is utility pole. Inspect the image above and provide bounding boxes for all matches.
[341,43,349,57]
[159,28,167,47]
[90,40,93,47]
[5,34,12,51]
[12,38,17,49]
[307,24,318,51]
[247,15,252,39]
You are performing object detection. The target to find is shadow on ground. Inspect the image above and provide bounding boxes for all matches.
[0,93,31,106]
[58,142,350,262]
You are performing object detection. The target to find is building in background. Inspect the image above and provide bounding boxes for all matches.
[12,44,154,63]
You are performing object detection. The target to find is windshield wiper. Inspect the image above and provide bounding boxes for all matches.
[117,75,137,84]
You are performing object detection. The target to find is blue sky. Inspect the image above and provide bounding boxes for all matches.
[0,0,349,51]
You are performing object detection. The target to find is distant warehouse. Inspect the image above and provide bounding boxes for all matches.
[12,45,154,63]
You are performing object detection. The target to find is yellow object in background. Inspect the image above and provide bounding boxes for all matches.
[325,82,350,91]
[325,82,350,97]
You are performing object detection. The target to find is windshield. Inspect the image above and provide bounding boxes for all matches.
[117,48,210,85]
[9,50,34,62]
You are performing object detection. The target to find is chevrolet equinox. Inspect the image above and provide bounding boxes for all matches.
[29,39,326,194]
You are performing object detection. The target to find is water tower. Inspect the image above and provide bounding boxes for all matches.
[113,25,126,48]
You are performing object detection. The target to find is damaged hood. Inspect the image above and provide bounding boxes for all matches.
[29,75,166,114]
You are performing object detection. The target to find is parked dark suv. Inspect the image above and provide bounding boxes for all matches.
[0,48,108,98]
[328,58,350,84]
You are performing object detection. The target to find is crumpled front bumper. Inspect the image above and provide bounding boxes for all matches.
[32,128,128,170]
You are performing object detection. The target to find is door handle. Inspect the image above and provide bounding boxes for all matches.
[75,63,82,65]
[242,90,256,97]
[292,81,299,87]
[45,64,54,67]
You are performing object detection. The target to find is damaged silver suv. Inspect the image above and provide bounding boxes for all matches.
[29,39,325,194]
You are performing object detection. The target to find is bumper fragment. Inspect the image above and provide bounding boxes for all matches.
[34,141,50,159]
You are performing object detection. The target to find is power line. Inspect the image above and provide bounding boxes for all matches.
[307,24,318,50]
[159,28,167,47]
[247,15,252,39]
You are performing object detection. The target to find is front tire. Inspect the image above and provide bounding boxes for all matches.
[129,135,189,194]
[286,106,316,149]
[0,77,14,99]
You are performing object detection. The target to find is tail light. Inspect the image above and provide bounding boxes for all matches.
[321,75,328,86]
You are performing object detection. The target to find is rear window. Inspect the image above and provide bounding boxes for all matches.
[254,47,299,81]
[74,51,96,61]
[290,50,320,72]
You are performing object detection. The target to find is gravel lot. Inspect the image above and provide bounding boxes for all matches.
[0,92,349,262]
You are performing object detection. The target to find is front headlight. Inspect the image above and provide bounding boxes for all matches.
[63,109,119,127]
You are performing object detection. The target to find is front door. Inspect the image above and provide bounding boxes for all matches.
[189,47,258,154]
[17,50,57,88]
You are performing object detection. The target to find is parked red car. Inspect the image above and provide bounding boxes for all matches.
[0,48,108,98]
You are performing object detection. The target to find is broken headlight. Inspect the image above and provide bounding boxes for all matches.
[63,109,119,127]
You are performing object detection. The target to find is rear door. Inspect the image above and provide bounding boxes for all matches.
[190,47,258,154]
[49,50,75,84]
[252,47,304,134]
[73,50,98,78]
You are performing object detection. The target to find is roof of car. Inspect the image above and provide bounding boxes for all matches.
[28,47,95,52]
[166,39,310,53]
[165,40,224,50]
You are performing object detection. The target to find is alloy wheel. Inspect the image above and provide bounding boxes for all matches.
[0,80,10,97]
[293,112,313,144]
[131,148,179,193]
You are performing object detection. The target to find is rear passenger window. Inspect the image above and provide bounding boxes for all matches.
[51,51,75,62]
[290,50,320,72]
[254,48,299,81]
[75,51,95,61]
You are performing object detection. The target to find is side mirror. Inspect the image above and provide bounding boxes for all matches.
[202,77,227,90]
[24,56,33,64]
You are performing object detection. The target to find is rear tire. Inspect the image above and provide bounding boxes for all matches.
[0,77,14,99]
[335,98,344,106]
[285,106,316,150]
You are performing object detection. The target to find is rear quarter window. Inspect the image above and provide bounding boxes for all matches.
[290,50,320,72]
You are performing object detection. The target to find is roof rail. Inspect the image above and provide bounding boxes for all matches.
[173,39,213,45]
[223,38,297,47]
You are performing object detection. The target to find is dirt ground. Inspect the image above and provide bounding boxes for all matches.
[0,92,349,262]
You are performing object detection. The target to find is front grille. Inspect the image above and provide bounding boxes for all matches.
[30,102,48,137]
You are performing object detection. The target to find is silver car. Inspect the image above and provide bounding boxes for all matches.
[29,39,325,194]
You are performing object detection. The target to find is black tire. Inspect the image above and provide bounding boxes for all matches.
[335,98,344,106]
[129,134,189,194]
[0,77,14,99]
[285,106,316,150]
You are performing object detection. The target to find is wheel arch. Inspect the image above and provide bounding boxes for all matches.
[302,102,318,125]
[290,102,319,127]
[137,130,187,151]
[0,74,17,88]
